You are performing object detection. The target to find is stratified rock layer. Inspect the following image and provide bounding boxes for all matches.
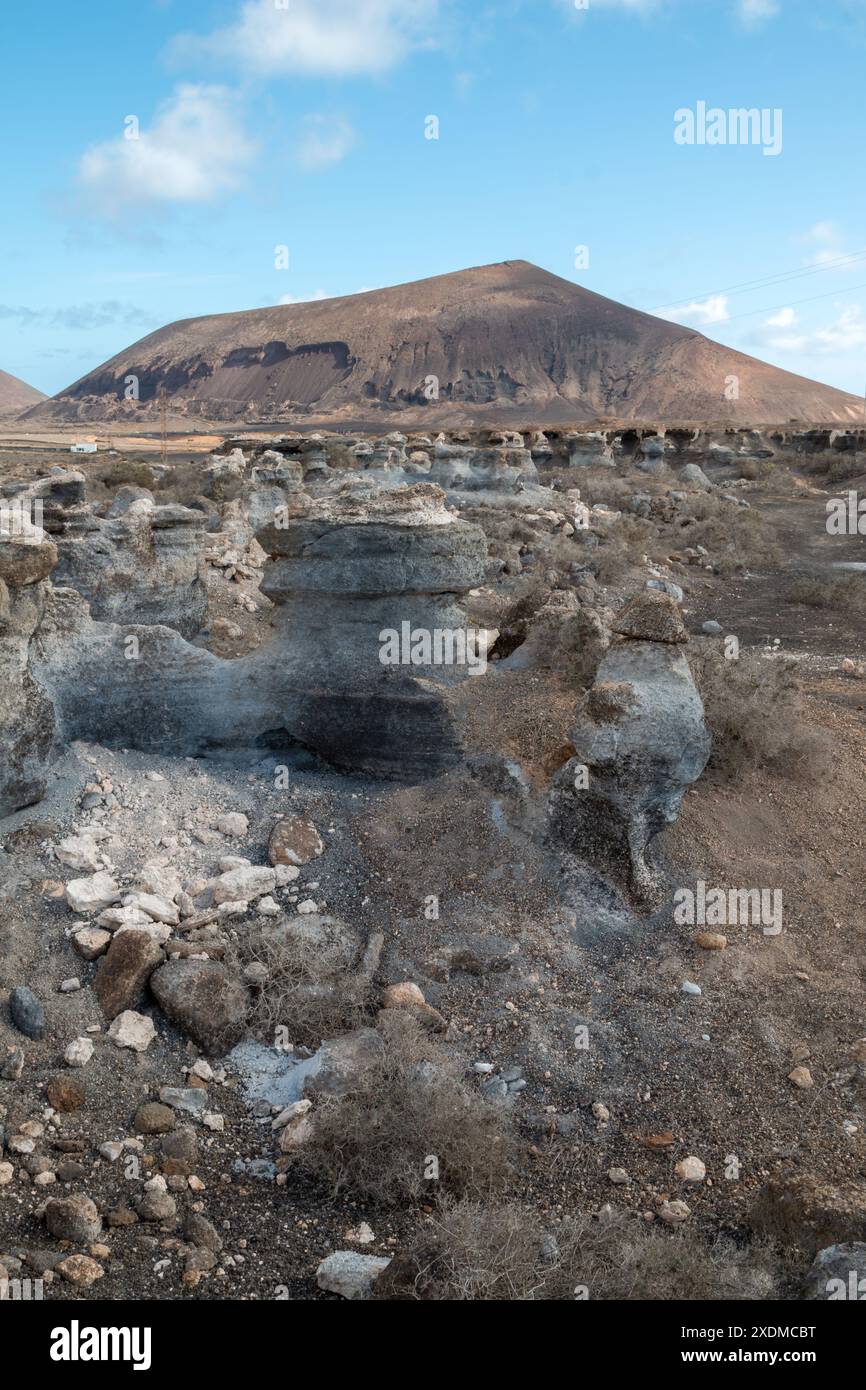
[550,614,711,906]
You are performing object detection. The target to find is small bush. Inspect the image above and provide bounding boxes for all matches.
[593,516,656,584]
[675,497,779,575]
[100,457,157,490]
[787,573,866,616]
[297,1013,516,1206]
[690,643,831,779]
[231,929,368,1049]
[374,1199,786,1301]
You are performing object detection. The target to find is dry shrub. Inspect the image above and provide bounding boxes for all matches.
[675,496,779,574]
[826,454,866,486]
[788,572,866,616]
[690,642,830,779]
[737,457,775,482]
[98,457,157,491]
[593,516,656,585]
[297,1013,516,1206]
[324,443,357,471]
[155,459,211,506]
[374,1199,786,1301]
[231,928,368,1049]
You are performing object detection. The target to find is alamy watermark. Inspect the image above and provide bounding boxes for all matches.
[674,102,783,157]
[674,880,783,936]
[826,491,866,535]
[379,623,491,676]
[0,497,44,542]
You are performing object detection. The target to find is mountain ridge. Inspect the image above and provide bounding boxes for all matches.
[24,260,863,427]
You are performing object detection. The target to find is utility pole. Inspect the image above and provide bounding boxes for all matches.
[159,391,168,468]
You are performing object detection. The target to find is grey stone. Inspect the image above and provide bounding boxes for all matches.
[550,640,711,907]
[316,1251,391,1300]
[802,1244,866,1300]
[9,987,45,1040]
[150,959,250,1056]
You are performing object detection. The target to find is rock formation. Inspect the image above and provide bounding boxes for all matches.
[7,472,207,639]
[0,531,57,815]
[11,482,490,790]
[549,591,711,907]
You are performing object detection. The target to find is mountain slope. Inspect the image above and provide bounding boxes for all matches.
[24,261,863,426]
[0,368,46,417]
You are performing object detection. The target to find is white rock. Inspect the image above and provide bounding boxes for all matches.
[138,862,182,900]
[99,1141,124,1162]
[681,981,702,996]
[72,927,111,960]
[219,856,251,873]
[97,905,152,930]
[272,1099,313,1130]
[56,835,101,872]
[59,978,81,993]
[202,1112,224,1132]
[116,922,172,945]
[297,899,318,915]
[108,1010,156,1052]
[217,813,249,837]
[218,901,248,917]
[66,871,121,915]
[122,892,179,925]
[346,1222,375,1246]
[316,1251,391,1300]
[65,1037,94,1068]
[659,1199,691,1225]
[675,1156,707,1182]
[256,896,280,917]
[212,866,275,905]
[274,865,300,887]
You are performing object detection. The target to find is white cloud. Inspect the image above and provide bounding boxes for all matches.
[174,0,439,78]
[796,221,864,272]
[277,289,331,305]
[559,0,780,19]
[659,295,730,327]
[752,303,866,355]
[813,305,866,352]
[737,0,780,28]
[78,85,255,215]
[295,116,356,171]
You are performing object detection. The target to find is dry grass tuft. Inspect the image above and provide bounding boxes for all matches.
[690,643,831,780]
[296,1013,516,1206]
[373,1199,787,1301]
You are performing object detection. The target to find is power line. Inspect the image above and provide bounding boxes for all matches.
[716,278,866,325]
[650,246,866,314]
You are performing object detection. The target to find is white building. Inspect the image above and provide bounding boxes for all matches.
[70,442,98,454]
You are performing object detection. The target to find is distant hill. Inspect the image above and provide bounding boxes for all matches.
[24,261,864,427]
[0,367,46,417]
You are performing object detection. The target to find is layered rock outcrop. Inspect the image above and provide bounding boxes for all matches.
[39,475,207,639]
[0,530,57,815]
[549,591,711,907]
[19,482,490,786]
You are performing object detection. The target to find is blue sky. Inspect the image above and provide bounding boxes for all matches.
[2,0,865,398]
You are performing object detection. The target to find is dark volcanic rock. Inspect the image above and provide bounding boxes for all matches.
[95,931,163,1020]
[9,986,45,1040]
[150,959,250,1055]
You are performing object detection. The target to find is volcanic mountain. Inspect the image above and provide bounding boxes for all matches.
[24,261,864,427]
[0,367,46,417]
